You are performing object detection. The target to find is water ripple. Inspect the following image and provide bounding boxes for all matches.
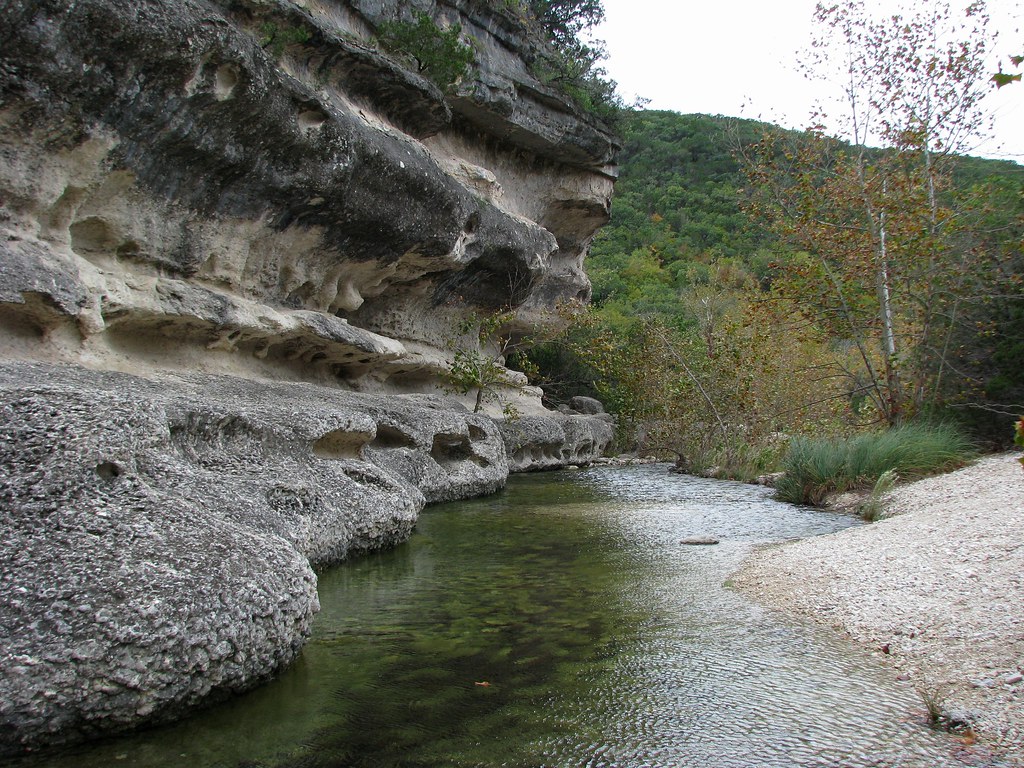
[13,465,1017,768]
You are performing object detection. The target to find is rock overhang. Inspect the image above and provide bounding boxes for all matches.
[0,0,618,753]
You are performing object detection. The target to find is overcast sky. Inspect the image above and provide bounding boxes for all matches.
[596,0,1024,163]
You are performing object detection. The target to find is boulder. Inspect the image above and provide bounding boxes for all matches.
[500,411,614,472]
[568,395,605,415]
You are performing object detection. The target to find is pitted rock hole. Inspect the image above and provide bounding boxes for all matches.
[371,425,417,450]
[70,217,117,254]
[266,485,313,518]
[342,465,391,490]
[214,64,239,101]
[574,442,594,459]
[94,461,122,481]
[285,281,317,308]
[168,413,269,464]
[298,108,328,133]
[312,428,372,460]
[115,240,141,258]
[431,433,488,467]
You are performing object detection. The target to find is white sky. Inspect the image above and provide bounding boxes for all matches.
[596,0,1024,163]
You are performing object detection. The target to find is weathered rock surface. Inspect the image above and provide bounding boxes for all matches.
[500,410,615,472]
[0,0,616,367]
[0,0,617,753]
[568,395,605,415]
[0,361,507,752]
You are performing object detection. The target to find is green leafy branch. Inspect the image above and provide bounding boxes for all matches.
[445,310,542,417]
[377,10,474,91]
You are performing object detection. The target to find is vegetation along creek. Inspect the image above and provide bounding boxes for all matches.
[7,465,1013,768]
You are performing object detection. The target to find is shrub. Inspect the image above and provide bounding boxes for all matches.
[377,11,474,90]
[258,22,311,57]
[774,437,850,505]
[775,423,975,506]
[857,469,898,521]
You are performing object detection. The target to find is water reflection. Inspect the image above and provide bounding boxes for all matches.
[8,465,1012,767]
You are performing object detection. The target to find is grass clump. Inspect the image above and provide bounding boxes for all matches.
[775,422,974,506]
[857,469,898,521]
[918,684,948,727]
[684,440,785,484]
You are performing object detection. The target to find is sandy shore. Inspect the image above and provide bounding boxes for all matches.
[733,453,1024,762]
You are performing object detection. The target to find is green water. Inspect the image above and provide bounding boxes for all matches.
[10,466,1013,767]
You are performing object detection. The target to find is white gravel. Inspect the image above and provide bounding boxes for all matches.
[733,453,1024,762]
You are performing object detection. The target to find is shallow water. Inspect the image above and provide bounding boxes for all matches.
[10,465,1012,767]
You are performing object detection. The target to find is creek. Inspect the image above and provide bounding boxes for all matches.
[11,465,1012,767]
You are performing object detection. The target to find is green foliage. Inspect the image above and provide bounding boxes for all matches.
[588,111,778,310]
[377,10,474,90]
[747,0,1006,429]
[551,112,854,468]
[258,22,311,57]
[528,0,604,47]
[857,469,898,521]
[444,311,542,416]
[445,312,512,414]
[523,1,625,123]
[775,423,975,506]
[447,1,624,123]
[687,440,787,484]
[560,300,844,475]
[772,438,851,506]
[535,108,1020,457]
[447,348,514,414]
[744,116,1024,433]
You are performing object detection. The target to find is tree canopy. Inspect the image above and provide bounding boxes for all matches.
[527,106,1022,467]
[528,0,604,47]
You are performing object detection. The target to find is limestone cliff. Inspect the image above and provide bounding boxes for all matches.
[0,0,616,753]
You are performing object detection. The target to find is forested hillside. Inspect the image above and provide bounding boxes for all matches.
[532,109,1024,472]
[587,112,774,320]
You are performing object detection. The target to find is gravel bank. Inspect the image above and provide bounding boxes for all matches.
[733,453,1024,762]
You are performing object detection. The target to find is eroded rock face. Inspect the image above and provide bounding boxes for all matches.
[0,0,616,375]
[0,361,506,752]
[500,411,615,472]
[0,0,617,752]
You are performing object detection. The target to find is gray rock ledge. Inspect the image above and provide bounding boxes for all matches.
[0,361,507,754]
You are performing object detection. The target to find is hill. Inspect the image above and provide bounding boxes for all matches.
[541,109,1024,457]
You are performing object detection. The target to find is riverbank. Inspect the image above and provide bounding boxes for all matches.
[733,453,1024,762]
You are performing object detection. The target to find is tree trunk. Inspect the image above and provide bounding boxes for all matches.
[877,198,902,425]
